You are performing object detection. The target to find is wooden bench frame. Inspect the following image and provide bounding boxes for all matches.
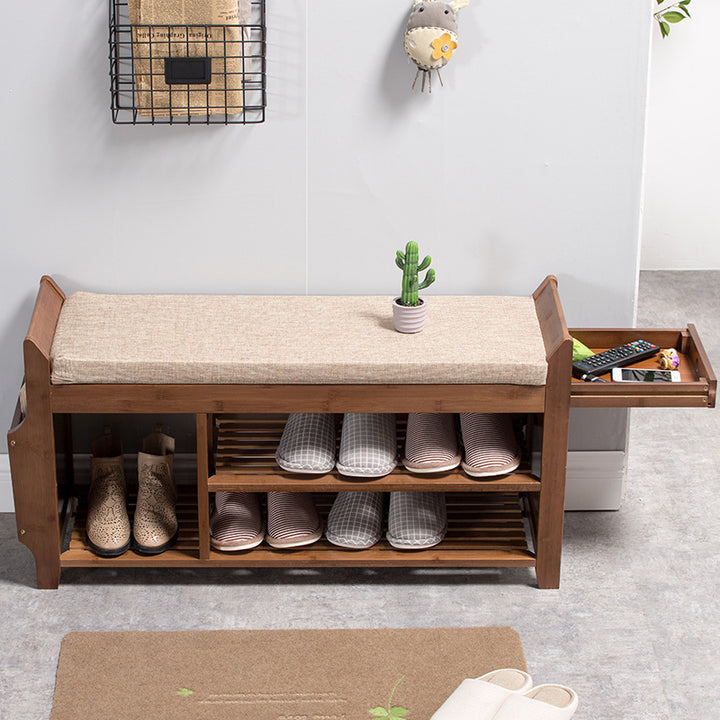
[8,275,572,589]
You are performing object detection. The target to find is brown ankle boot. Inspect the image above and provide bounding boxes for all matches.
[86,427,131,557]
[133,425,177,554]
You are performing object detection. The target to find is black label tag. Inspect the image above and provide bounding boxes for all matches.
[164,57,212,85]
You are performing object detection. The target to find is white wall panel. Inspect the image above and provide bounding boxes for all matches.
[1,1,651,468]
[642,1,720,269]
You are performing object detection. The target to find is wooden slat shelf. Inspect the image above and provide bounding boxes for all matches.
[62,493,200,566]
[61,491,534,568]
[212,414,541,493]
[209,469,541,493]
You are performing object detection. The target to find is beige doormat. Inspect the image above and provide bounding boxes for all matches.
[51,627,526,720]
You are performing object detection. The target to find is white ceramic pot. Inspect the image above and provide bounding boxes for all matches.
[392,297,427,333]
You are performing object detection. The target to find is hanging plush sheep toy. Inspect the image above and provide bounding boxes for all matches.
[404,0,470,92]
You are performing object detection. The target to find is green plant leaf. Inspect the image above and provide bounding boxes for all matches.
[663,11,685,22]
[369,708,390,718]
[660,20,670,36]
[390,706,409,718]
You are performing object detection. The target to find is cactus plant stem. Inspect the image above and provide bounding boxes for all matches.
[396,240,435,306]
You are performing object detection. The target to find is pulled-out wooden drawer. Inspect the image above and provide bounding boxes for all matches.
[569,325,716,408]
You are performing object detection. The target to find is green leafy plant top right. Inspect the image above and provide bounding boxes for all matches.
[395,241,435,307]
[655,0,692,37]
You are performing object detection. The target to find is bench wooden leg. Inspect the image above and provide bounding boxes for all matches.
[35,554,62,590]
[9,276,67,588]
[535,346,572,590]
[8,398,62,590]
[535,417,566,590]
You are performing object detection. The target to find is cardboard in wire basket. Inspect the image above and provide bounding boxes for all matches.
[128,0,252,117]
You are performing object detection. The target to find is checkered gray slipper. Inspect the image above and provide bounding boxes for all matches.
[460,413,521,478]
[210,492,264,551]
[336,413,398,478]
[386,491,447,549]
[266,491,322,548]
[275,413,337,474]
[326,492,386,549]
[403,413,461,473]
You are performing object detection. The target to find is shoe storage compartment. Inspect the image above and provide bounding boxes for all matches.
[9,276,571,588]
[9,276,717,589]
[203,412,539,567]
[19,275,717,590]
[61,487,200,567]
[61,488,534,569]
[569,326,716,408]
[204,493,536,569]
[211,413,541,493]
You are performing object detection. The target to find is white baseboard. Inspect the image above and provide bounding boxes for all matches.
[0,454,13,513]
[533,450,627,511]
[1,451,627,514]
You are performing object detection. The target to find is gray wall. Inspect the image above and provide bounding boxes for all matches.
[0,0,651,453]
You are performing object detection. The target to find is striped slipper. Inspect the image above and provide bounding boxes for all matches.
[386,492,447,549]
[336,413,398,478]
[326,492,386,549]
[275,413,337,474]
[266,492,322,548]
[209,492,264,551]
[460,413,521,478]
[403,413,461,473]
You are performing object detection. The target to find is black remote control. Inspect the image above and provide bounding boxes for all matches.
[573,339,661,380]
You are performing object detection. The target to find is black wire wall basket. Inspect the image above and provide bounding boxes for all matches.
[109,0,266,125]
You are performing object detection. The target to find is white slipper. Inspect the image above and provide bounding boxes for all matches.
[493,684,578,720]
[430,668,533,720]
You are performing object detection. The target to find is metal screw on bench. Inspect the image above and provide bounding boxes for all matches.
[10,440,16,446]
[19,529,26,535]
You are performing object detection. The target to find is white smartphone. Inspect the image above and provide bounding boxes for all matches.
[611,367,681,382]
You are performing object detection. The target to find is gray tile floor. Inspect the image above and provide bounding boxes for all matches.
[1,271,719,719]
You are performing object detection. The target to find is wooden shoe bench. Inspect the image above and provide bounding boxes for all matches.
[7,276,715,590]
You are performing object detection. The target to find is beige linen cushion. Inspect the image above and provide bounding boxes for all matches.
[50,293,548,386]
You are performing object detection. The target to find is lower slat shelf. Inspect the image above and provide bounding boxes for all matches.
[61,490,535,568]
[62,491,200,567]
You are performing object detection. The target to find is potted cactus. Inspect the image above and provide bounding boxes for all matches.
[392,241,436,333]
